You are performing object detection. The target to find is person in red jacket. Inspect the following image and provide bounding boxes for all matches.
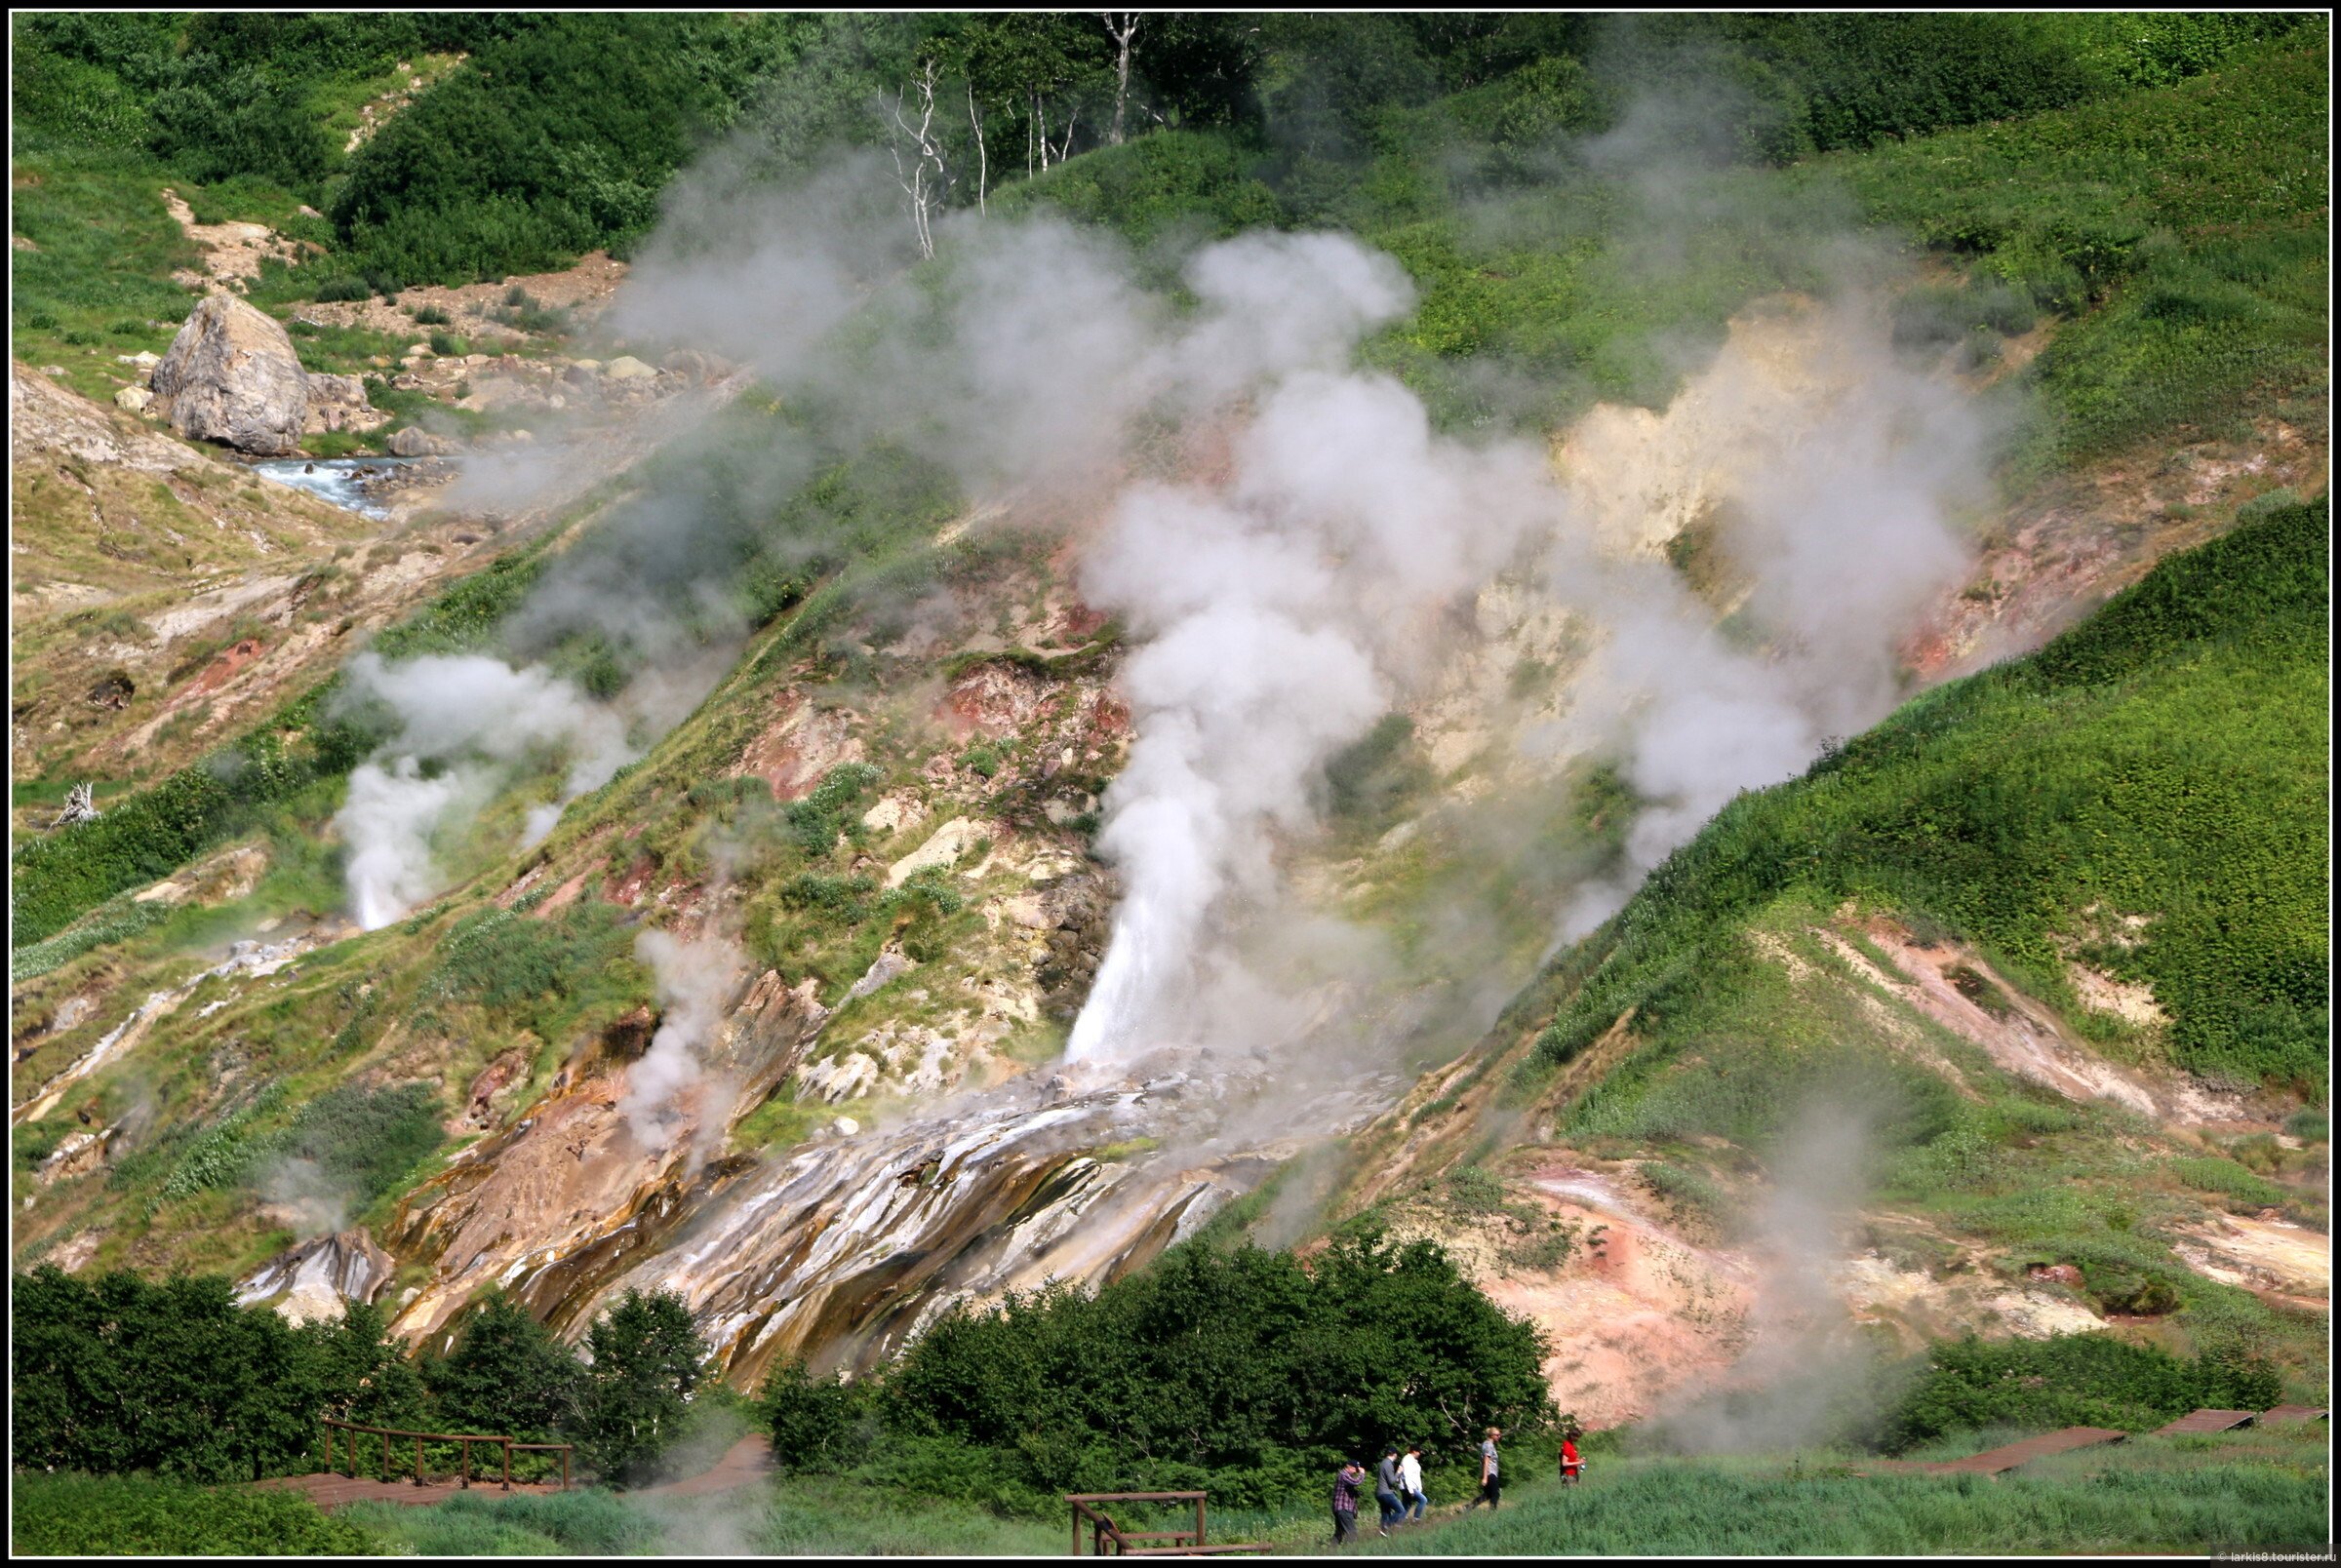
[1559,1430,1584,1486]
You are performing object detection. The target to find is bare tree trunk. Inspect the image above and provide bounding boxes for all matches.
[887,59,950,261]
[1102,12,1140,147]
[967,79,988,215]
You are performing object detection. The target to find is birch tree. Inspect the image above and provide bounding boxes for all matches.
[886,55,952,259]
[1101,12,1141,145]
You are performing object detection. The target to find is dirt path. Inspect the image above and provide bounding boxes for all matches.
[632,1433,774,1499]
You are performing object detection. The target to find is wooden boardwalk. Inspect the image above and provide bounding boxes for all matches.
[2156,1408,2259,1435]
[2260,1404,2328,1426]
[1861,1426,2127,1478]
[254,1472,573,1510]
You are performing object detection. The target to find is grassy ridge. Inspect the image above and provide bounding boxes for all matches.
[1528,499,2329,1092]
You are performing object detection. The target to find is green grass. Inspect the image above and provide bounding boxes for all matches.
[1530,500,2327,1096]
[1835,34,2329,465]
[1355,1431,2327,1554]
[10,1471,385,1555]
[9,149,199,402]
[335,1475,1070,1555]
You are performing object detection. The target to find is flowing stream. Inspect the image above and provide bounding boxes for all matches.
[249,456,437,518]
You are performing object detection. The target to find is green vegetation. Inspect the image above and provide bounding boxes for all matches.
[1887,1332,2281,1450]
[572,1288,712,1486]
[854,1235,1550,1511]
[1533,502,2327,1097]
[10,1471,384,1556]
[12,1268,413,1483]
[1359,1431,2327,1554]
[1838,34,2328,464]
[14,1268,720,1491]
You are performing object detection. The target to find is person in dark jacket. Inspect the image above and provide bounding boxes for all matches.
[1374,1445,1405,1535]
[1332,1460,1368,1545]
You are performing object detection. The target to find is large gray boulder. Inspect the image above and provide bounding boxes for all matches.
[387,425,456,456]
[149,294,308,454]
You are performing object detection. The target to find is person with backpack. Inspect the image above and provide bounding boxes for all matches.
[1373,1444,1405,1536]
[1332,1458,1367,1545]
[1398,1443,1427,1522]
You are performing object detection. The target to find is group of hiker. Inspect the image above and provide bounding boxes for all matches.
[1329,1427,1584,1544]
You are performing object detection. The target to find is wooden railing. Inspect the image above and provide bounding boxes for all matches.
[1065,1492,1267,1556]
[321,1417,572,1491]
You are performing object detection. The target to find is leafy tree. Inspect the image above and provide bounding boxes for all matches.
[574,1288,708,1485]
[758,1357,863,1473]
[304,1299,429,1433]
[420,1288,584,1440]
[883,1234,1551,1508]
[13,1268,334,1483]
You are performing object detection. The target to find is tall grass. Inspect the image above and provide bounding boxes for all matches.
[10,1471,384,1556]
[1359,1443,2327,1555]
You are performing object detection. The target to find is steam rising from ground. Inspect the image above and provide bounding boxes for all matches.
[621,929,745,1156]
[1647,1099,1905,1454]
[331,651,636,929]
[507,127,1990,1074]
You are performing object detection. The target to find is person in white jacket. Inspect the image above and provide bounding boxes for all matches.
[1397,1444,1426,1523]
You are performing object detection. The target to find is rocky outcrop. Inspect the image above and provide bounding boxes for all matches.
[387,425,458,457]
[235,1229,396,1325]
[304,371,384,435]
[149,294,308,454]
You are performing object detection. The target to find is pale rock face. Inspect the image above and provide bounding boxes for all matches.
[149,293,310,454]
[387,425,457,456]
[235,1230,396,1325]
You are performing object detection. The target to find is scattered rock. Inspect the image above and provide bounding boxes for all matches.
[886,817,993,887]
[113,386,153,413]
[148,293,309,454]
[604,354,656,380]
[387,425,456,457]
[36,1127,113,1186]
[2027,1263,2086,1288]
[115,350,161,371]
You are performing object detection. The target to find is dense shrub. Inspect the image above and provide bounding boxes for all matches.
[759,1357,864,1473]
[330,16,789,283]
[883,1234,1552,1510]
[11,1471,385,1556]
[12,1269,386,1482]
[1885,1332,2284,1450]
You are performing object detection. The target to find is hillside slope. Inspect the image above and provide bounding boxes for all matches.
[10,23,2328,1436]
[1329,502,2328,1423]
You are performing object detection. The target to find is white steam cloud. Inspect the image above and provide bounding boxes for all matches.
[489,101,1992,1092]
[620,929,745,1154]
[331,651,635,929]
